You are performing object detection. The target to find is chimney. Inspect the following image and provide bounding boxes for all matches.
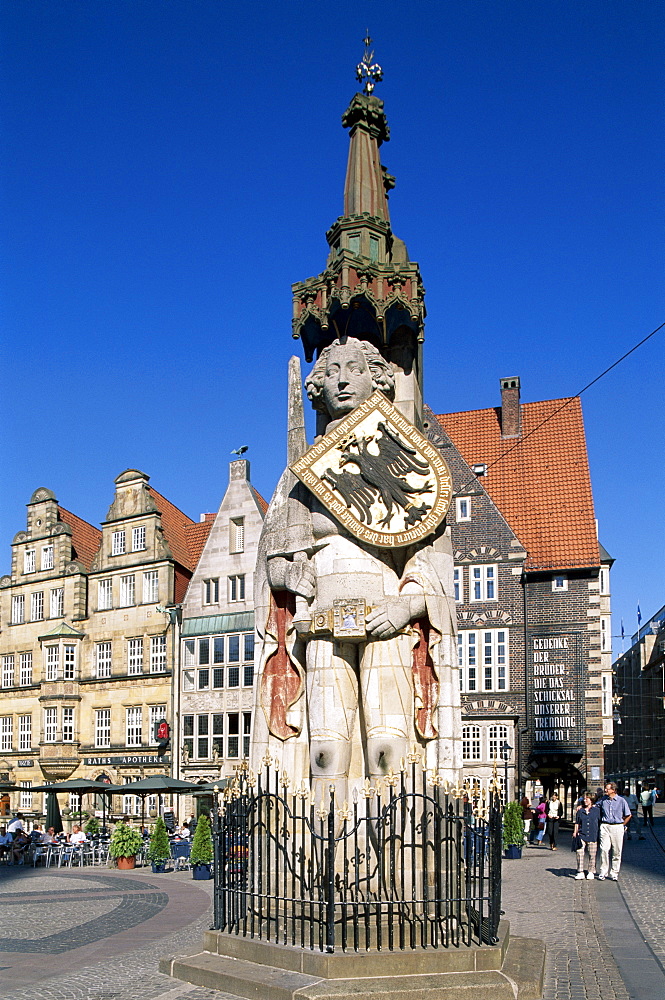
[500,377,521,438]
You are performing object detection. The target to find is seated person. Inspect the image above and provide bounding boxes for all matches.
[9,828,30,864]
[0,826,12,861]
[177,822,191,839]
[69,825,87,846]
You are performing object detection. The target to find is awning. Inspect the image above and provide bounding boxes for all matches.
[182,612,255,637]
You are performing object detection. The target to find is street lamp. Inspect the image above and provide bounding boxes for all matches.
[500,742,513,803]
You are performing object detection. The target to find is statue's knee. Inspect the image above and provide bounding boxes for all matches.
[367,736,408,775]
[310,740,349,777]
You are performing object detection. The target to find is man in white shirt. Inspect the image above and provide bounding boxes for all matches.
[7,814,24,835]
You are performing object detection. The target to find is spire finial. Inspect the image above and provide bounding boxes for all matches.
[356,31,383,95]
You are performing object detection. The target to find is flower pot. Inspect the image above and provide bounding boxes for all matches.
[192,863,212,880]
[116,855,136,870]
[151,861,168,873]
[504,845,522,860]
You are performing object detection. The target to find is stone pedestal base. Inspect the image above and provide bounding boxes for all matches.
[160,922,545,1000]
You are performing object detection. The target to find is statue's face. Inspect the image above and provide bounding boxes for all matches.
[321,342,373,419]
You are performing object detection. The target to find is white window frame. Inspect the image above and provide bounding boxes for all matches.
[132,525,146,551]
[456,497,471,522]
[231,517,245,553]
[63,644,76,680]
[600,616,611,654]
[44,707,57,742]
[469,564,497,602]
[454,567,463,603]
[488,724,509,763]
[95,709,111,748]
[19,714,32,751]
[599,566,610,596]
[462,724,481,762]
[20,652,33,686]
[98,579,113,611]
[45,645,60,681]
[20,781,32,810]
[204,578,219,605]
[24,548,36,573]
[126,707,142,747]
[128,638,143,675]
[31,591,44,621]
[120,575,135,607]
[12,594,25,624]
[2,655,14,688]
[458,628,509,693]
[150,635,167,673]
[228,574,245,603]
[50,587,64,618]
[142,570,159,604]
[96,642,112,679]
[41,544,54,571]
[183,639,195,666]
[0,716,13,751]
[552,574,568,592]
[62,707,74,742]
[112,530,126,555]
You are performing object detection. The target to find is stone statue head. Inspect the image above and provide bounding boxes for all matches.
[305,337,395,419]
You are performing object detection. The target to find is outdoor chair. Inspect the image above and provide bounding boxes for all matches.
[171,840,191,871]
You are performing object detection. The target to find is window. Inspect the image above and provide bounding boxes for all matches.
[183,639,195,666]
[132,525,146,551]
[601,675,611,717]
[244,632,255,686]
[112,530,126,555]
[95,709,111,748]
[150,635,167,673]
[126,707,142,747]
[98,579,112,610]
[552,575,568,592]
[24,549,36,573]
[123,776,139,816]
[41,544,54,571]
[599,566,610,595]
[369,234,379,262]
[198,638,210,665]
[142,571,159,604]
[20,652,33,686]
[12,595,25,624]
[183,715,194,761]
[96,642,112,679]
[469,565,496,602]
[18,714,32,751]
[462,725,481,761]
[62,707,74,742]
[454,568,463,603]
[229,575,245,602]
[227,713,240,758]
[128,638,143,675]
[230,518,244,553]
[0,716,13,751]
[149,705,167,746]
[44,707,57,742]
[45,645,59,681]
[198,667,209,690]
[63,645,76,680]
[120,575,135,607]
[2,655,14,688]
[197,714,209,759]
[456,497,471,522]
[458,629,509,693]
[348,233,360,255]
[213,636,224,663]
[488,725,509,763]
[204,578,219,604]
[600,616,611,654]
[50,587,64,618]
[20,782,32,810]
[31,591,44,621]
[183,669,195,691]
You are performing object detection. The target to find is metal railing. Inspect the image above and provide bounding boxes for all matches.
[213,756,502,952]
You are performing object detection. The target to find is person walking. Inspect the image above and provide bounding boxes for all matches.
[546,792,563,850]
[535,797,548,845]
[521,796,533,843]
[573,791,600,879]
[598,781,631,880]
[624,789,643,840]
[640,785,656,829]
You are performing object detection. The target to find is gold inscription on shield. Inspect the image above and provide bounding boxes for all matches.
[291,391,453,548]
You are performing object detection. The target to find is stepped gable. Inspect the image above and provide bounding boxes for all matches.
[56,506,101,570]
[147,487,197,570]
[438,395,599,572]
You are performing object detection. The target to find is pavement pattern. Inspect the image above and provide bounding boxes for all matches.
[0,807,664,1000]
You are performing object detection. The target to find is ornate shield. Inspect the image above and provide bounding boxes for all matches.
[291,391,453,548]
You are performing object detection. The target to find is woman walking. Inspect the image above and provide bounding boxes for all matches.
[546,792,563,850]
[573,791,599,879]
[535,797,548,845]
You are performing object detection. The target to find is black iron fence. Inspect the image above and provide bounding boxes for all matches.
[213,756,502,952]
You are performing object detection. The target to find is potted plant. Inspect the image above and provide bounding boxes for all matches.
[189,813,213,879]
[109,821,143,870]
[147,816,171,873]
[84,816,100,837]
[502,800,525,859]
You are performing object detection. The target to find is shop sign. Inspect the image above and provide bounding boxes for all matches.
[526,630,584,753]
[17,759,34,767]
[83,754,170,766]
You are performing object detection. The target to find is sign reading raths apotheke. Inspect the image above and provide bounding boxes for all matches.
[527,631,584,753]
[83,754,170,767]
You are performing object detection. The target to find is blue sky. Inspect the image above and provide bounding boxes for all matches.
[1,1,663,646]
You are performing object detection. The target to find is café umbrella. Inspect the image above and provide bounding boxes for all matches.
[104,775,199,831]
[31,778,115,832]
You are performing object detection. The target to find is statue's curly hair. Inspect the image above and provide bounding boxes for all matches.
[304,338,395,415]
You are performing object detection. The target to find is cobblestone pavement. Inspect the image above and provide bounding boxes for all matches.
[0,809,663,1000]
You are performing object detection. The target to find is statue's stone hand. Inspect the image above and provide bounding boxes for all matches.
[366,601,412,639]
[285,559,316,600]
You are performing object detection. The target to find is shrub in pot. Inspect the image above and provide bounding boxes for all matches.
[84,816,100,837]
[190,813,213,879]
[502,800,524,859]
[147,816,171,872]
[109,822,143,870]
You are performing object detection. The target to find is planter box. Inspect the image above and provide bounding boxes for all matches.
[192,863,212,880]
[151,861,169,873]
[504,845,522,860]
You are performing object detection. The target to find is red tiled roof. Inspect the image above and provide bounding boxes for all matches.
[57,506,102,571]
[437,396,600,572]
[184,516,216,569]
[251,487,269,516]
[147,488,197,571]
